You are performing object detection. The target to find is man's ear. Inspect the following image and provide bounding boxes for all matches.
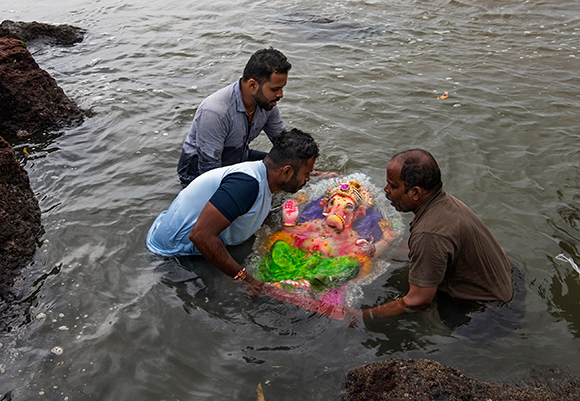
[247,78,259,92]
[410,186,423,201]
[281,165,294,179]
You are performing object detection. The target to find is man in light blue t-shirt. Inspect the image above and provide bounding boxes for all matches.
[149,129,319,289]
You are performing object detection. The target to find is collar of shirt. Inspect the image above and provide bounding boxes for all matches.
[234,78,246,114]
[234,78,260,118]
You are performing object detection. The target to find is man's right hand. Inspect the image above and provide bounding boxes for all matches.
[243,275,264,296]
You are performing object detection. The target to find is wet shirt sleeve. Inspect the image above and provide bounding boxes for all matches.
[195,108,229,175]
[408,232,454,287]
[209,172,259,222]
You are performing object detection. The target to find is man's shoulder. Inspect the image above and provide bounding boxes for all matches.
[440,193,483,225]
[417,190,488,237]
[199,81,239,115]
[224,161,267,181]
[427,191,472,216]
[219,171,260,197]
[413,192,463,233]
[222,171,258,184]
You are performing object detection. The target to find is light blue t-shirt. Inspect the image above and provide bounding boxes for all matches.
[147,161,272,256]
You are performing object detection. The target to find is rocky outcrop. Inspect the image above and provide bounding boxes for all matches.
[342,359,580,400]
[0,36,84,137]
[0,21,85,330]
[0,137,41,301]
[0,20,84,46]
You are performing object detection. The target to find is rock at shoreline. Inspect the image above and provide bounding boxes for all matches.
[0,137,41,302]
[342,359,580,400]
[0,20,84,46]
[0,37,85,137]
[0,21,85,330]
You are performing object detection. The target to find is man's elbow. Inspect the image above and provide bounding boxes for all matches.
[403,287,438,310]
[189,228,202,246]
[401,299,432,312]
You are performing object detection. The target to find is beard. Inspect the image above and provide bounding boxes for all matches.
[279,173,304,193]
[252,86,280,111]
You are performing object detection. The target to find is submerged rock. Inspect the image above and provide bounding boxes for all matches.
[342,359,580,400]
[0,37,85,137]
[0,20,84,46]
[0,137,41,302]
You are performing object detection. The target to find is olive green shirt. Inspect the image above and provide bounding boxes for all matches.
[408,189,514,303]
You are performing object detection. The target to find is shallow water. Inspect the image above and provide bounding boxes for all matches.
[1,0,580,399]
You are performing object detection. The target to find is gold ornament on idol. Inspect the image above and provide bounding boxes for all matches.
[325,180,373,207]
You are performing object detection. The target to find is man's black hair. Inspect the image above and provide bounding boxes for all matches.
[392,149,442,192]
[268,128,319,171]
[242,48,292,85]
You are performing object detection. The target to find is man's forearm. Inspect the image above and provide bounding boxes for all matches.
[362,298,408,319]
[361,296,431,320]
[188,201,263,287]
[190,233,261,286]
[191,234,241,278]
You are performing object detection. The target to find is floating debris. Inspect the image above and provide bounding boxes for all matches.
[257,383,265,401]
[51,346,64,356]
[556,253,580,275]
[36,312,46,319]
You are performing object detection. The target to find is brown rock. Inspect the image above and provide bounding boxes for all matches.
[0,37,84,136]
[0,137,41,302]
[342,359,580,400]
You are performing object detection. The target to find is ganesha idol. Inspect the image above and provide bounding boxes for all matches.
[249,176,403,318]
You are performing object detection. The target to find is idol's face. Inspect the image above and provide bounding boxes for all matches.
[324,194,357,231]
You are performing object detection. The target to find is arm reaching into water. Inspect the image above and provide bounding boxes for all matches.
[189,202,263,290]
[361,284,438,319]
[311,168,341,179]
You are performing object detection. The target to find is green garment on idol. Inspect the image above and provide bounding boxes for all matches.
[256,240,362,289]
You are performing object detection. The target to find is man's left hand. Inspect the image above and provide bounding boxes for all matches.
[311,169,341,179]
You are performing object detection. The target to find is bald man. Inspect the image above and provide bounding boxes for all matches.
[362,149,513,319]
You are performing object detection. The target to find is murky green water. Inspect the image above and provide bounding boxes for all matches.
[1,0,580,399]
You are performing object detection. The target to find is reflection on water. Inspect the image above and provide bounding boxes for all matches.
[6,130,64,168]
[547,260,580,337]
[2,0,580,399]
[544,166,580,338]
